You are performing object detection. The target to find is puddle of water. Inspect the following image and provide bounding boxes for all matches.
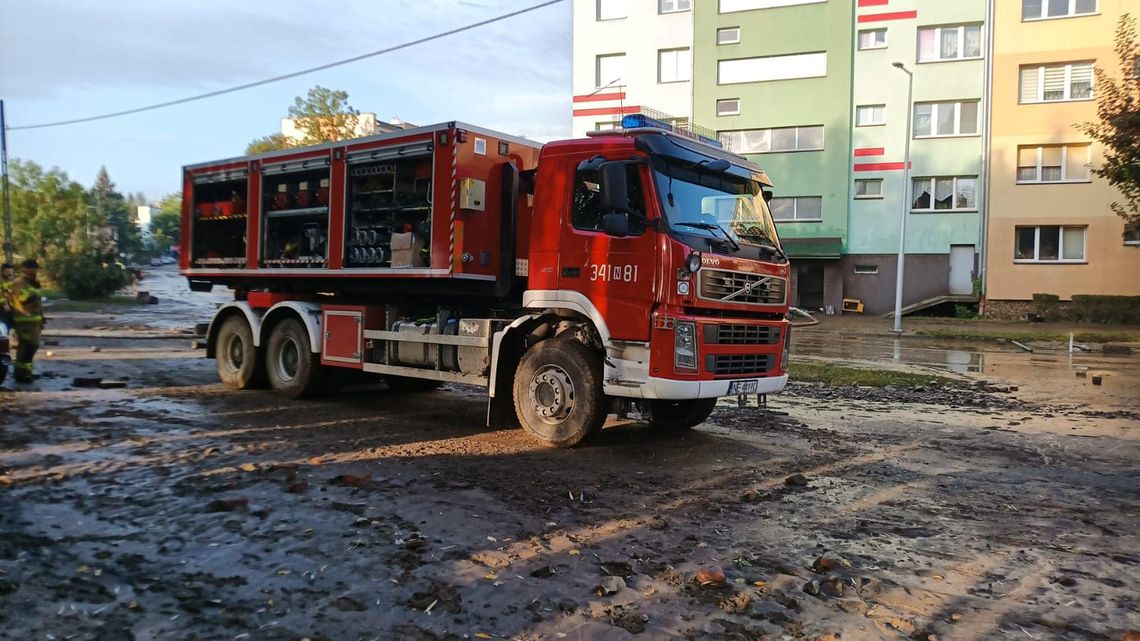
[125,265,233,329]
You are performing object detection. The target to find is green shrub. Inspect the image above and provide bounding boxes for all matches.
[1071,295,1140,324]
[42,246,132,300]
[1032,293,1061,322]
[954,304,979,320]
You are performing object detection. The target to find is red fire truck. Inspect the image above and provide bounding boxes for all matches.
[182,116,790,447]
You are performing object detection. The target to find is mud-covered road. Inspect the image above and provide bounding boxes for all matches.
[1,289,1139,640]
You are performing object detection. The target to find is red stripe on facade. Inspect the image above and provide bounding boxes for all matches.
[853,162,911,171]
[857,0,889,6]
[854,147,885,157]
[572,105,641,117]
[857,10,917,22]
[572,92,627,103]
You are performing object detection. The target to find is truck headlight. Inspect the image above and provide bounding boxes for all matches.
[675,321,697,370]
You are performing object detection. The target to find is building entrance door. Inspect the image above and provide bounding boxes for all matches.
[795,263,825,310]
[949,245,974,295]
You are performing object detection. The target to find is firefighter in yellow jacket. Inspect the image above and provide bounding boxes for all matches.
[8,259,44,383]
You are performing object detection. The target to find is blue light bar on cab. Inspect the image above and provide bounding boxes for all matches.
[621,114,723,149]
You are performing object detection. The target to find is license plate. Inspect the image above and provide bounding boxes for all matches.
[727,379,759,395]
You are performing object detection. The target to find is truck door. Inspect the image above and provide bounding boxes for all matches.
[557,160,657,341]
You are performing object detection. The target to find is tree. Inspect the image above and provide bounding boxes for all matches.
[150,192,183,251]
[8,159,89,259]
[91,166,142,259]
[1080,13,1140,227]
[245,85,362,154]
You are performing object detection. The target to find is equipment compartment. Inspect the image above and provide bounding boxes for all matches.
[345,155,432,268]
[261,159,331,268]
[190,170,248,269]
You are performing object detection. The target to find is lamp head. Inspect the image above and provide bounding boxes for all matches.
[892,62,904,69]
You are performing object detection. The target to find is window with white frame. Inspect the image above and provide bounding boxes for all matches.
[595,121,620,131]
[658,48,692,83]
[659,0,691,13]
[720,0,828,12]
[595,53,627,88]
[1015,225,1086,262]
[770,196,823,222]
[858,29,887,50]
[1022,0,1097,21]
[913,101,979,137]
[718,52,827,84]
[597,0,626,20]
[1016,144,1091,183]
[854,264,879,274]
[856,104,886,126]
[716,98,741,116]
[917,25,982,62]
[854,179,883,199]
[717,27,741,45]
[1019,62,1094,103]
[912,177,978,211]
[719,125,824,154]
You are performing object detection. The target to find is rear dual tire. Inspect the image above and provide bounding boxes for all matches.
[215,316,265,390]
[265,318,325,399]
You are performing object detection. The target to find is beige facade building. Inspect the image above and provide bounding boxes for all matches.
[985,0,1140,309]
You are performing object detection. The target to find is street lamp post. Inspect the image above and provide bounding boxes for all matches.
[891,62,914,334]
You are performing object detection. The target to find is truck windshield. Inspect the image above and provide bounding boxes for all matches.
[651,159,782,258]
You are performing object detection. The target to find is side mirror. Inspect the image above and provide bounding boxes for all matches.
[762,190,774,203]
[599,162,630,212]
[601,212,630,237]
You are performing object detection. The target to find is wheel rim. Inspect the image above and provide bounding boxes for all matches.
[222,332,244,373]
[274,337,300,383]
[528,364,575,425]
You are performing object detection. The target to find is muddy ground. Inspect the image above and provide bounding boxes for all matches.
[1,283,1139,640]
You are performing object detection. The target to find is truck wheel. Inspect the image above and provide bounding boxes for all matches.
[265,318,324,399]
[648,398,718,431]
[215,316,264,390]
[513,339,606,448]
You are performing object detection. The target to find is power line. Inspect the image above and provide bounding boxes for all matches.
[7,0,564,131]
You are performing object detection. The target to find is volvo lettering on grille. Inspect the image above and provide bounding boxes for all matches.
[699,269,786,306]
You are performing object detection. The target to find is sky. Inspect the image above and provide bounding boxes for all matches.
[0,0,572,199]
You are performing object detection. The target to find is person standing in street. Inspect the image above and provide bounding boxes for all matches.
[7,259,44,384]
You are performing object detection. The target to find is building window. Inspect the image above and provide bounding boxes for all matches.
[917,25,983,62]
[855,104,886,127]
[659,0,691,13]
[596,53,627,88]
[720,0,828,12]
[597,0,626,20]
[716,98,741,116]
[858,29,888,50]
[1124,222,1140,245]
[1016,144,1091,183]
[1022,0,1097,21]
[717,27,741,45]
[770,196,823,222]
[658,48,692,83]
[912,177,978,211]
[719,125,824,154]
[595,121,620,131]
[1015,225,1086,262]
[854,264,879,274]
[1019,62,1094,103]
[855,178,883,199]
[913,101,979,137]
[718,52,827,85]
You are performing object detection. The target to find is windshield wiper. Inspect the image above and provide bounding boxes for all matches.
[740,233,788,262]
[675,221,740,252]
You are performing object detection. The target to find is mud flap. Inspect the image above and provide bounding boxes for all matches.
[486,329,524,429]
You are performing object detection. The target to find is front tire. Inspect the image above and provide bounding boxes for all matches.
[215,316,264,390]
[648,398,718,431]
[513,339,607,448]
[265,318,324,399]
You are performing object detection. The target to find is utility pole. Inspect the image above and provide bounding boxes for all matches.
[891,63,914,334]
[1,99,13,264]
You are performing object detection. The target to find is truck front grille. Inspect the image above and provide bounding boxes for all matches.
[704,324,781,346]
[699,269,787,306]
[706,354,775,376]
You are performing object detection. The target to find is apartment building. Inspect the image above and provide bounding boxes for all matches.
[693,0,854,312]
[984,0,1140,315]
[571,0,694,137]
[843,0,988,313]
